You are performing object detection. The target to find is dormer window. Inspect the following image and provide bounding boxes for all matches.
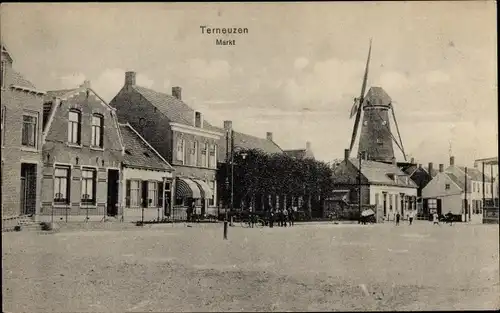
[376,138,383,145]
[194,111,203,128]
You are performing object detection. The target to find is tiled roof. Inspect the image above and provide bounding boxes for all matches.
[10,71,36,89]
[284,149,315,160]
[284,149,307,159]
[349,158,417,188]
[119,124,173,171]
[215,128,283,162]
[446,172,469,190]
[46,88,78,99]
[133,86,217,131]
[458,166,492,182]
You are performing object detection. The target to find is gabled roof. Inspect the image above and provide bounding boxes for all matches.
[446,172,469,191]
[349,158,417,188]
[132,85,218,131]
[457,166,492,182]
[215,128,283,162]
[119,123,174,171]
[1,40,13,63]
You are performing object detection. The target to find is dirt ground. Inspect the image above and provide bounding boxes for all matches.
[2,221,499,312]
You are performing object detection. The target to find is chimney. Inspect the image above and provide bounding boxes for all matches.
[306,141,311,150]
[392,157,397,166]
[450,156,455,166]
[411,157,415,164]
[223,120,232,131]
[80,80,91,88]
[418,163,422,168]
[344,149,350,161]
[125,71,136,86]
[172,86,182,100]
[428,162,433,175]
[266,132,273,141]
[439,164,444,173]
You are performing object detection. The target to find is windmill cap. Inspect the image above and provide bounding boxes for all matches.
[363,86,392,107]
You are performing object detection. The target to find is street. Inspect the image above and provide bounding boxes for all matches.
[2,221,499,312]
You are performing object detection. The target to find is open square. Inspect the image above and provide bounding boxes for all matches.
[2,222,499,312]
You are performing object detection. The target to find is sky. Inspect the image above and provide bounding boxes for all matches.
[1,2,497,167]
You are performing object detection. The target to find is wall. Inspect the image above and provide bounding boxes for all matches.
[369,184,418,220]
[40,89,123,217]
[110,87,174,163]
[121,167,174,222]
[1,62,44,218]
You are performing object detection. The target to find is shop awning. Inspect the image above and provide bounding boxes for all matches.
[176,178,202,199]
[193,179,214,199]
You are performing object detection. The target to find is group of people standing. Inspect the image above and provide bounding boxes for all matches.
[394,210,415,226]
[268,207,297,228]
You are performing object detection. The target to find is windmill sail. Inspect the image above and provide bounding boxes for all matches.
[348,39,372,156]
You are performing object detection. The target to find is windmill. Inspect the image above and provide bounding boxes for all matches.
[347,39,407,163]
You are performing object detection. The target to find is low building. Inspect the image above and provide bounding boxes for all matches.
[422,156,492,223]
[398,161,438,218]
[119,123,174,222]
[1,41,46,223]
[330,149,418,222]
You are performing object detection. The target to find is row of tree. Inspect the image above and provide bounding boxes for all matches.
[216,148,335,216]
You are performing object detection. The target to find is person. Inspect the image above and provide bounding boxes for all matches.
[269,209,274,228]
[186,203,192,223]
[433,212,440,225]
[409,210,414,225]
[395,212,400,226]
[289,206,295,226]
[283,207,289,227]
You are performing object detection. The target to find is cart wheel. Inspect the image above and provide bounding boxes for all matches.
[255,219,265,228]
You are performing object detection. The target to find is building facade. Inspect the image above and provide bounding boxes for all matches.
[330,149,418,222]
[110,72,223,219]
[40,82,124,221]
[422,156,493,223]
[1,41,45,222]
[119,123,174,222]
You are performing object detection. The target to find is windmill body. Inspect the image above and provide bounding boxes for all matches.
[358,86,395,163]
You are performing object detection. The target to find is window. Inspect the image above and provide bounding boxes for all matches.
[68,110,81,144]
[195,111,202,128]
[91,114,103,148]
[1,106,5,146]
[81,168,96,204]
[445,184,450,190]
[428,198,437,209]
[21,114,37,147]
[201,142,208,168]
[209,144,217,169]
[176,139,185,164]
[190,141,198,166]
[1,60,5,89]
[208,180,216,206]
[53,167,70,204]
[148,181,157,207]
[126,180,141,207]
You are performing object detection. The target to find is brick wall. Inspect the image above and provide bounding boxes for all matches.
[40,89,123,216]
[1,61,44,218]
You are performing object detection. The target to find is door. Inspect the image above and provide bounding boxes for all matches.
[20,163,37,216]
[107,170,119,216]
[437,198,442,216]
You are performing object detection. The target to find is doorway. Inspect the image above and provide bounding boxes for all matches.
[107,169,119,216]
[382,193,387,217]
[20,163,37,216]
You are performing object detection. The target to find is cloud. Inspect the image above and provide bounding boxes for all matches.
[90,68,154,102]
[59,72,86,89]
[294,57,309,70]
[426,70,450,85]
[377,71,411,91]
[186,59,231,80]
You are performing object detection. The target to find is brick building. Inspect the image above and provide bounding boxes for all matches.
[1,41,46,221]
[110,72,224,219]
[40,82,124,221]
